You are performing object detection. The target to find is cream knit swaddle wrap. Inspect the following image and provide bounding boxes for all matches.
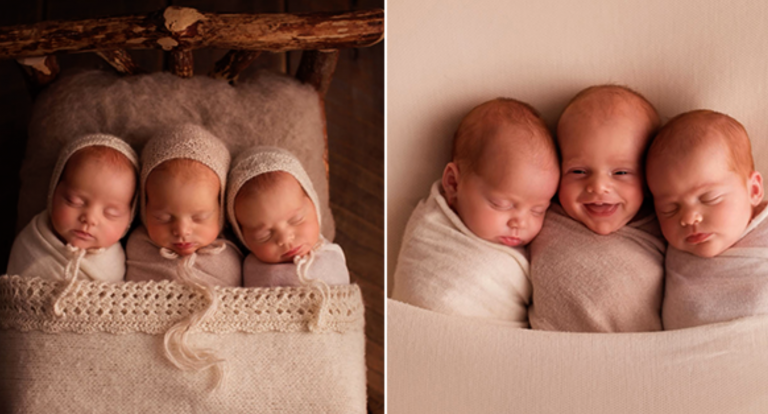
[391,181,531,326]
[131,124,234,387]
[227,146,336,331]
[663,204,768,330]
[8,134,139,316]
[529,204,666,332]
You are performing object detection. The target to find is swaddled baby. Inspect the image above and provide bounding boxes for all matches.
[7,134,138,315]
[125,124,241,385]
[392,98,560,326]
[227,146,350,288]
[647,110,768,330]
[529,85,666,332]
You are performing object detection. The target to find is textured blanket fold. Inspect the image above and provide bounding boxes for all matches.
[663,204,768,330]
[125,226,242,287]
[7,211,125,283]
[529,204,666,332]
[243,237,350,287]
[391,181,531,326]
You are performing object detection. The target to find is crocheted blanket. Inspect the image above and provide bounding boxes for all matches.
[0,275,366,413]
[6,211,125,283]
[529,204,666,332]
[663,203,768,330]
[392,181,531,326]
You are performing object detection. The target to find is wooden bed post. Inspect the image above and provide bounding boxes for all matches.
[296,49,340,98]
[16,55,60,96]
[209,50,262,83]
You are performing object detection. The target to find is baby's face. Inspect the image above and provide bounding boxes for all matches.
[50,155,135,250]
[450,159,559,247]
[144,165,221,256]
[558,112,648,235]
[235,174,320,264]
[648,140,763,257]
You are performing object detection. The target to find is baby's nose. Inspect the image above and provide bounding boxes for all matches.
[586,175,610,194]
[680,209,703,227]
[276,231,295,246]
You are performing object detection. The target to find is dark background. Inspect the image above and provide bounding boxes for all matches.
[0,0,384,412]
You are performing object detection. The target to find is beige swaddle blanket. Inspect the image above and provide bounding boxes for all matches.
[391,181,531,326]
[663,204,768,330]
[125,226,242,286]
[243,236,350,287]
[7,211,125,283]
[529,204,666,332]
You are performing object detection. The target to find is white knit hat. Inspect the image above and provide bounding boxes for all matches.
[226,146,322,246]
[47,133,140,231]
[140,124,231,229]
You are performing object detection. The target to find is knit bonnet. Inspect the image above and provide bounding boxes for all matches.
[47,133,140,234]
[226,146,322,246]
[140,124,231,230]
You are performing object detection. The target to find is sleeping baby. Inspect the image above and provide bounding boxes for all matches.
[226,146,350,288]
[7,134,138,315]
[125,124,242,286]
[528,85,666,332]
[125,124,241,383]
[392,98,560,326]
[646,110,767,330]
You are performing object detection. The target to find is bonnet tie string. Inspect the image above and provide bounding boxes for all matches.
[53,245,102,317]
[160,241,227,390]
[293,240,331,332]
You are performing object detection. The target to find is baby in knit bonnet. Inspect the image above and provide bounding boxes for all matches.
[7,134,139,314]
[125,124,242,286]
[227,146,350,288]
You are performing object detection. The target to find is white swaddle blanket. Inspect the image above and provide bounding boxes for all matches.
[529,204,666,332]
[663,204,768,330]
[391,181,531,326]
[243,236,350,287]
[7,211,125,283]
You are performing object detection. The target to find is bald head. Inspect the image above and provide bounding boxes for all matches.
[648,110,754,180]
[558,85,660,149]
[452,98,557,175]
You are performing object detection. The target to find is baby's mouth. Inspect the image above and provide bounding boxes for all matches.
[282,245,304,259]
[499,236,522,247]
[584,203,619,217]
[73,230,94,240]
[686,232,712,244]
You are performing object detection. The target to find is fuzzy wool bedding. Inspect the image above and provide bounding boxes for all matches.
[0,70,366,413]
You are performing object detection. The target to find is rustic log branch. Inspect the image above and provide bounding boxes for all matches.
[296,49,339,97]
[209,50,261,82]
[96,49,141,75]
[170,49,193,78]
[0,7,384,59]
[16,55,60,95]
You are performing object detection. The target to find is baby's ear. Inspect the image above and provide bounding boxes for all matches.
[748,171,764,206]
[442,162,461,206]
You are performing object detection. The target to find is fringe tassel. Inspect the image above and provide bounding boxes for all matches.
[294,241,331,332]
[52,245,89,317]
[160,242,227,390]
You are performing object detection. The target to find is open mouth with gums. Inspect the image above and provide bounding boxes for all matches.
[584,203,619,217]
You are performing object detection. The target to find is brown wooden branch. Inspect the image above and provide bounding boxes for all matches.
[0,7,384,59]
[96,49,141,75]
[296,49,339,97]
[170,49,193,78]
[16,55,59,95]
[209,50,261,82]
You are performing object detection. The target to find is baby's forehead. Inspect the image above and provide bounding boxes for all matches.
[239,171,305,200]
[149,158,219,185]
[65,145,135,174]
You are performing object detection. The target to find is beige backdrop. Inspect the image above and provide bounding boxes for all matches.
[387,0,768,293]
